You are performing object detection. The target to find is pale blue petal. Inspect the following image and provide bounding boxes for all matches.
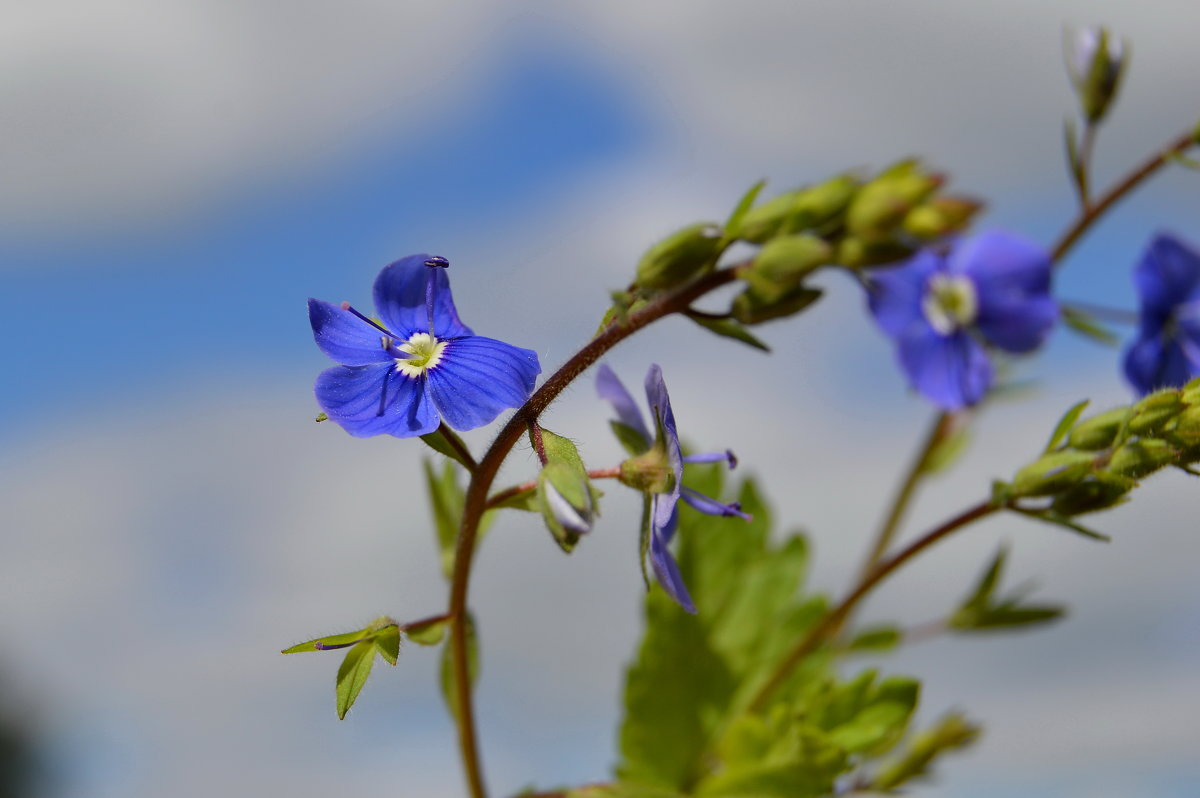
[596,364,651,447]
[426,336,541,431]
[314,365,439,438]
[308,298,391,366]
[897,327,993,410]
[372,254,474,339]
[649,507,696,614]
[867,249,943,338]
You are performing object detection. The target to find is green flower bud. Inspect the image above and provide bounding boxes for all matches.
[1067,407,1133,450]
[535,429,601,553]
[731,284,822,325]
[1105,438,1177,480]
[846,161,942,240]
[1181,376,1200,405]
[1011,450,1097,497]
[835,236,916,269]
[636,222,724,290]
[1066,27,1127,124]
[1164,406,1200,447]
[736,174,858,243]
[902,196,983,240]
[1050,477,1132,516]
[1128,389,1184,435]
[740,234,831,302]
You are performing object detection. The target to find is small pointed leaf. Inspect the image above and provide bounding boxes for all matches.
[439,614,480,720]
[419,425,476,470]
[684,313,771,352]
[405,617,449,646]
[724,179,767,240]
[1045,399,1091,452]
[335,641,376,720]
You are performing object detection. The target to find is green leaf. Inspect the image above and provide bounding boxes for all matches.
[567,785,685,798]
[424,458,465,580]
[1167,150,1200,171]
[697,720,846,798]
[724,179,767,240]
[951,546,1067,632]
[282,616,398,654]
[1045,399,1091,452]
[335,641,376,720]
[1061,305,1119,345]
[612,420,651,456]
[489,488,540,512]
[373,624,401,666]
[872,712,980,790]
[1014,508,1112,542]
[439,614,479,721]
[847,624,901,653]
[960,546,1008,611]
[684,314,771,353]
[419,425,476,469]
[405,616,448,646]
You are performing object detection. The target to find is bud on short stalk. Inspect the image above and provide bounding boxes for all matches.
[636,222,725,290]
[1104,438,1177,480]
[1067,406,1132,450]
[736,173,858,243]
[1066,26,1127,123]
[1010,450,1097,497]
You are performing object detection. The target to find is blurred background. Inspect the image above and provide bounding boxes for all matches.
[1,1,1198,796]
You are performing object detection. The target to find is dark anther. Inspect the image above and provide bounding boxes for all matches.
[424,256,450,269]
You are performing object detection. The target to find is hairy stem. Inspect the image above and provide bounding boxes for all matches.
[748,499,997,713]
[484,467,622,511]
[446,267,740,798]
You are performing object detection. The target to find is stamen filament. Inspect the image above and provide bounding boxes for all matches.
[340,302,398,339]
[424,256,450,338]
[682,450,738,469]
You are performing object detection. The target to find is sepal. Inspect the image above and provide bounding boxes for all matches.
[636,222,725,291]
[536,428,600,552]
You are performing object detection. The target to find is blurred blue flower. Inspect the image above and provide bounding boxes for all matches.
[309,254,541,437]
[597,364,748,613]
[1124,233,1200,395]
[867,230,1057,410]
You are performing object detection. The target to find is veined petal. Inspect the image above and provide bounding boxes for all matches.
[680,487,752,520]
[372,254,474,339]
[897,327,993,410]
[1134,233,1200,322]
[314,365,439,438]
[596,364,651,447]
[644,364,683,474]
[867,249,943,338]
[648,506,696,614]
[651,491,681,545]
[308,298,391,366]
[975,292,1058,353]
[426,336,541,431]
[1123,328,1200,395]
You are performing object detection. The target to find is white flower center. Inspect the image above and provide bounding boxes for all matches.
[393,332,448,378]
[922,273,978,335]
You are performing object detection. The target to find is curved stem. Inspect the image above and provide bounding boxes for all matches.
[446,267,741,798]
[1051,127,1196,265]
[748,499,997,713]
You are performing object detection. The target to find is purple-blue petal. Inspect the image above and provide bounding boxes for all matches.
[867,249,943,338]
[975,292,1058,353]
[1123,320,1200,395]
[372,254,474,339]
[644,364,683,471]
[648,506,696,614]
[308,298,392,366]
[596,364,651,447]
[952,230,1057,353]
[897,327,993,410]
[1133,233,1200,323]
[314,365,439,438]
[652,491,681,545]
[680,487,752,521]
[425,336,541,431]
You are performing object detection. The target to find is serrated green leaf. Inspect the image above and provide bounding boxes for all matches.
[373,625,401,666]
[419,425,476,469]
[697,722,846,798]
[847,625,901,653]
[1061,305,1119,345]
[724,179,767,239]
[335,641,376,720]
[405,616,448,646]
[439,614,479,721]
[684,314,771,352]
[1045,399,1091,452]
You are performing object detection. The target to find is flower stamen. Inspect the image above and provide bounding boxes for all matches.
[424,256,449,338]
[922,273,979,335]
[394,332,449,378]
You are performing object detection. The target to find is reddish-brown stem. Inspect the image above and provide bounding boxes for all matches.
[484,468,622,511]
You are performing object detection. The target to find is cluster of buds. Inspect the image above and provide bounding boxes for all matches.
[1007,378,1200,515]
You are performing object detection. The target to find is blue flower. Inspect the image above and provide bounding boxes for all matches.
[1124,233,1200,395]
[867,230,1057,410]
[309,254,541,437]
[597,364,749,614]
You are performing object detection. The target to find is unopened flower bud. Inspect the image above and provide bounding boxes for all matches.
[731,284,823,325]
[636,222,724,290]
[1011,450,1096,497]
[1066,26,1127,123]
[1128,389,1184,435]
[1181,376,1200,405]
[1105,438,1177,480]
[538,463,595,552]
[903,196,983,240]
[736,174,858,243]
[846,161,942,240]
[835,236,916,269]
[1165,406,1200,447]
[740,234,831,302]
[1051,477,1132,516]
[1067,406,1132,450]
